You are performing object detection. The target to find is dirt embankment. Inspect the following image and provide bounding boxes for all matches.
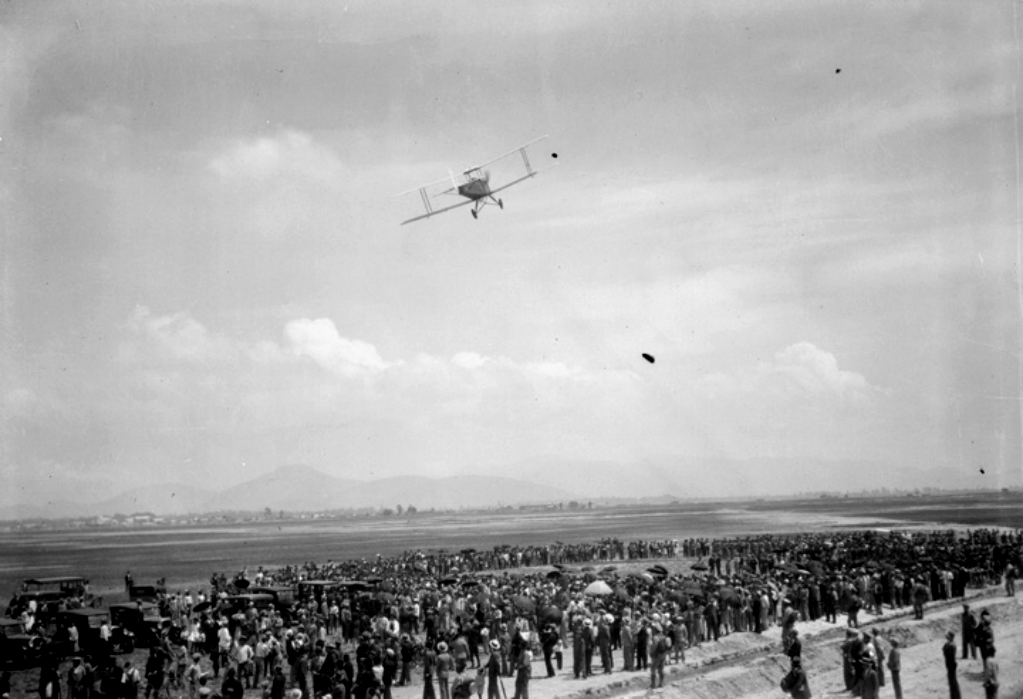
[508,586,1021,699]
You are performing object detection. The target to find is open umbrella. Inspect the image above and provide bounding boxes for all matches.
[615,587,631,601]
[366,576,383,584]
[473,592,491,605]
[718,586,737,602]
[340,581,369,591]
[461,548,477,555]
[552,564,565,570]
[379,580,396,592]
[632,572,654,584]
[584,580,613,596]
[602,566,618,573]
[691,562,709,572]
[461,579,480,588]
[540,606,563,623]
[512,595,536,612]
[233,578,250,590]
[647,568,668,578]
[192,600,212,613]
[649,564,669,575]
[581,566,595,572]
[376,591,395,602]
[545,570,562,580]
[439,577,458,586]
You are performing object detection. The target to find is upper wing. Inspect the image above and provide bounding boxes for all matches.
[486,162,558,197]
[461,135,548,174]
[399,197,475,226]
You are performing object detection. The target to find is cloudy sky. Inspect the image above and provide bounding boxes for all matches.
[1,1,1019,503]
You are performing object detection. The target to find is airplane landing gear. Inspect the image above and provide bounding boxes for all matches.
[471,209,478,219]
[498,199,504,209]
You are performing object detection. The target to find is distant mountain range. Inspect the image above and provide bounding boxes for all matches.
[0,464,577,520]
[0,456,983,521]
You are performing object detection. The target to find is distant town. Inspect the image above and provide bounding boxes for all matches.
[2,486,1015,533]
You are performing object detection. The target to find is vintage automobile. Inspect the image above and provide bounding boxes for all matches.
[127,585,165,604]
[0,618,70,668]
[56,609,134,656]
[109,602,169,648]
[7,577,96,626]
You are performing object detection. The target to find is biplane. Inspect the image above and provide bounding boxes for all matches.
[399,136,554,225]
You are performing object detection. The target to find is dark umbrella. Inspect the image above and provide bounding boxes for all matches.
[474,592,491,605]
[461,548,477,555]
[376,591,395,602]
[718,586,737,602]
[461,580,480,588]
[615,587,631,602]
[193,600,212,613]
[691,562,709,572]
[545,570,562,580]
[439,577,458,586]
[234,578,250,590]
[379,580,396,592]
[366,576,383,584]
[552,564,565,570]
[512,596,536,612]
[650,564,669,575]
[581,566,595,572]
[602,566,618,573]
[541,606,563,623]
[340,581,369,591]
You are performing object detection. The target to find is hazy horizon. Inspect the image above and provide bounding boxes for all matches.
[2,1,1020,510]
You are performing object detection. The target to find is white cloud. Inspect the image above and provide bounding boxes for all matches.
[126,306,235,362]
[207,129,342,182]
[698,342,888,401]
[284,318,392,378]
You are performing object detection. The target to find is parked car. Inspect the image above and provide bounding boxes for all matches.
[109,602,168,648]
[0,618,69,668]
[55,609,134,656]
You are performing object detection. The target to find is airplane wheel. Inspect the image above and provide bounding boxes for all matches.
[498,199,504,209]
[471,210,478,219]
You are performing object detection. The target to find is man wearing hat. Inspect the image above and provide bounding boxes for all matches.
[943,631,961,699]
[597,615,613,674]
[648,623,668,690]
[436,642,454,699]
[887,638,902,699]
[539,624,559,678]
[961,604,978,660]
[485,640,502,699]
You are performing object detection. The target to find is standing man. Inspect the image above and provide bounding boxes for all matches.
[983,646,1000,699]
[648,624,667,690]
[485,641,501,699]
[620,618,634,672]
[421,641,437,699]
[435,642,454,699]
[961,604,977,660]
[976,609,994,672]
[887,638,902,699]
[512,640,531,699]
[943,631,961,699]
[597,615,612,675]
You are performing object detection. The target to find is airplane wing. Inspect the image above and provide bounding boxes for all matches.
[486,162,558,197]
[399,197,475,226]
[461,135,548,174]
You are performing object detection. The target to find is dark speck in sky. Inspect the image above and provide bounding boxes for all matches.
[642,353,655,364]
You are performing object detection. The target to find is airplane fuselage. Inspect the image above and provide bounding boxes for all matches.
[458,178,491,200]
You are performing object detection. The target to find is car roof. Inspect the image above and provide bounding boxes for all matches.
[25,577,89,585]
[298,580,341,587]
[227,594,275,602]
[60,609,110,618]
[110,601,158,610]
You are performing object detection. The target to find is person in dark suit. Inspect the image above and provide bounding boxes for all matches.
[943,631,961,699]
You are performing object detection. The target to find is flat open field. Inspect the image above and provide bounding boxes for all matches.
[1,492,1017,598]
